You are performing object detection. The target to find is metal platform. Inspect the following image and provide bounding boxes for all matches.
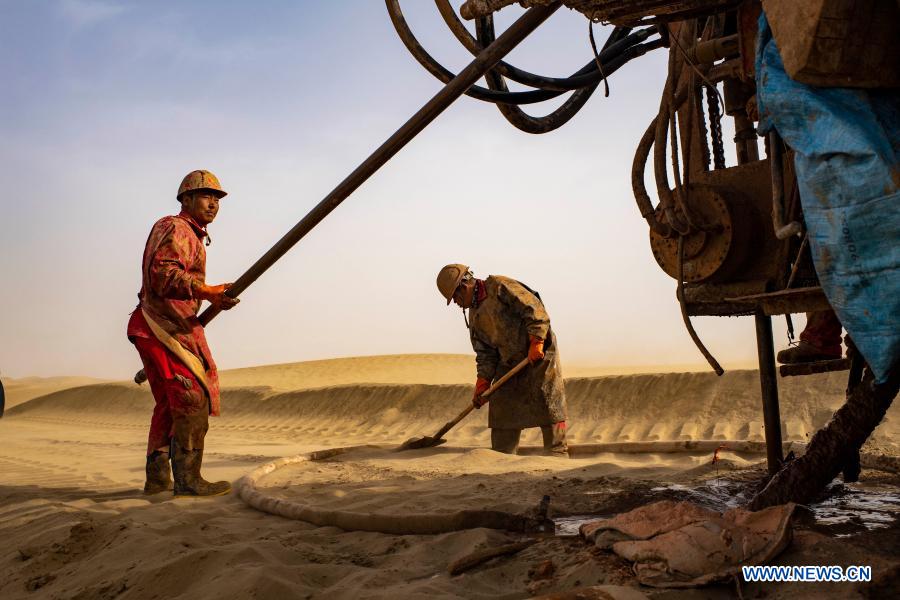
[725,286,832,316]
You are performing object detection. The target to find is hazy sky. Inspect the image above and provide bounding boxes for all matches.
[0,0,787,379]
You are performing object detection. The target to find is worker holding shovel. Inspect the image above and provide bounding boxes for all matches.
[437,264,568,456]
[127,170,237,497]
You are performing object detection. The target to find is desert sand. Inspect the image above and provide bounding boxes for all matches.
[1,354,898,599]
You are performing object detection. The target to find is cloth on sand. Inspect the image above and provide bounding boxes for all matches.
[580,500,719,549]
[580,500,797,588]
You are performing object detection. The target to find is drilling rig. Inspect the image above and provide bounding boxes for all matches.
[386,0,900,507]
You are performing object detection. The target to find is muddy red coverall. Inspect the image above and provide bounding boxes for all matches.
[127,211,220,454]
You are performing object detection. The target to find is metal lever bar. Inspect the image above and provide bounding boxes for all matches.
[768,130,802,240]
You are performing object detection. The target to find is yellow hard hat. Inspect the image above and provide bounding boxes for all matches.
[437,264,469,305]
[177,169,227,201]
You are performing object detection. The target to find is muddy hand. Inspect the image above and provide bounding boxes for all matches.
[528,335,545,363]
[196,282,240,310]
[472,377,490,409]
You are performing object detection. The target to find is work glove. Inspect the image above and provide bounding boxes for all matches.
[195,282,240,311]
[472,377,491,409]
[528,335,545,363]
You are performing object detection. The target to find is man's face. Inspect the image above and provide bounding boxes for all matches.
[182,191,221,226]
[452,278,475,309]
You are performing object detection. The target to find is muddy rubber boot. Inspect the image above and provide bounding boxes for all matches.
[541,423,569,458]
[143,450,173,494]
[171,441,231,497]
[490,428,521,454]
[776,340,841,365]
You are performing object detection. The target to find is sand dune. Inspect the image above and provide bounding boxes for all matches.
[218,353,477,389]
[217,353,746,389]
[7,363,896,451]
[2,355,897,599]
[1,376,108,410]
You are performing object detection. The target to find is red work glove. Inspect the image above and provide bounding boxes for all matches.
[528,335,545,363]
[472,377,491,409]
[195,282,240,311]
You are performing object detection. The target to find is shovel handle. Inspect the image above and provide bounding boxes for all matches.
[480,357,531,400]
[430,357,531,441]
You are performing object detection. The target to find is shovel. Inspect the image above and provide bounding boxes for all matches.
[397,357,531,451]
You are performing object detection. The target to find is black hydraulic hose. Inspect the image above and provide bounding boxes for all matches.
[386,0,658,104]
[678,237,725,375]
[476,15,598,134]
[632,116,670,235]
[653,46,691,235]
[484,38,664,133]
[387,0,561,104]
[435,0,632,92]
[553,32,661,89]
[472,16,657,134]
[474,19,653,92]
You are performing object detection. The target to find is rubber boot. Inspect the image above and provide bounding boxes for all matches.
[776,340,841,365]
[491,428,521,454]
[143,450,173,494]
[171,441,231,497]
[541,423,569,457]
[170,414,231,497]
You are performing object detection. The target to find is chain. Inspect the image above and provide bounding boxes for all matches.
[695,86,711,171]
[706,84,726,169]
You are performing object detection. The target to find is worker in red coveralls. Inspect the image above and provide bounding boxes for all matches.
[127,170,238,496]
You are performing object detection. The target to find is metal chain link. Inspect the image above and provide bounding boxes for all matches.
[706,84,726,169]
[694,85,711,171]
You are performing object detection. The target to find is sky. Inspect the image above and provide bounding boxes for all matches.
[0,0,789,379]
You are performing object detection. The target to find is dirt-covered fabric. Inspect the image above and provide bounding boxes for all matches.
[580,500,718,549]
[580,500,797,588]
[467,275,567,429]
[133,330,213,454]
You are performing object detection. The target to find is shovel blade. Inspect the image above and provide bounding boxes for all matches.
[396,436,447,452]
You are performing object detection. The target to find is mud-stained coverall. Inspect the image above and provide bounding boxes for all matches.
[127,211,220,454]
[468,276,567,453]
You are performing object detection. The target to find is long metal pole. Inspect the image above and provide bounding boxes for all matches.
[755,311,784,474]
[199,3,559,326]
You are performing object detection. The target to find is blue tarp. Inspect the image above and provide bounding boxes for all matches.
[755,13,900,384]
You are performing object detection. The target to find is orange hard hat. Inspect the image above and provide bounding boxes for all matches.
[177,170,227,201]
